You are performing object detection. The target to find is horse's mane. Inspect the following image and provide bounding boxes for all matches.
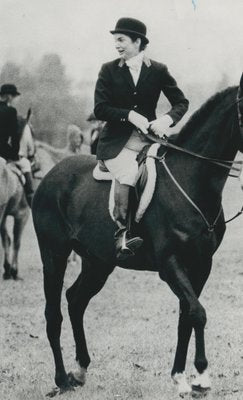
[17,116,27,140]
[176,86,237,145]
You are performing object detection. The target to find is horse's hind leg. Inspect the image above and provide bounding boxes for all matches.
[1,217,12,280]
[11,211,29,279]
[42,246,71,391]
[66,257,114,386]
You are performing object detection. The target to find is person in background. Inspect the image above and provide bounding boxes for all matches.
[94,17,189,260]
[0,84,34,207]
[36,124,85,163]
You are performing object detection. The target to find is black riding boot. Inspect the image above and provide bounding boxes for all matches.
[114,182,143,261]
[24,172,34,207]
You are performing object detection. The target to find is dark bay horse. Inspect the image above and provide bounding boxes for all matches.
[0,112,36,279]
[32,75,243,395]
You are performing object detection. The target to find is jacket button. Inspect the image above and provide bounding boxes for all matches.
[134,105,138,109]
[133,92,137,95]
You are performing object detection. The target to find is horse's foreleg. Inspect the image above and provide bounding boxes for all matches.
[161,254,208,395]
[171,300,192,393]
[12,211,29,279]
[42,247,70,390]
[190,260,212,391]
[171,264,212,392]
[66,257,114,386]
[1,218,12,280]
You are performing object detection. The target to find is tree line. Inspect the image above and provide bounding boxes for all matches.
[0,53,93,147]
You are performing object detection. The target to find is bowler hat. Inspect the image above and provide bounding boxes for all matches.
[0,84,20,96]
[110,17,149,44]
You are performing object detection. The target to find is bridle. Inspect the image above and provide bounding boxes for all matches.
[236,86,243,135]
[144,87,243,231]
[147,88,243,175]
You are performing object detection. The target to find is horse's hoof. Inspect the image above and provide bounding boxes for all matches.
[172,372,192,396]
[46,387,59,398]
[191,385,211,394]
[191,370,211,392]
[68,372,84,387]
[12,274,23,281]
[54,372,75,393]
[46,384,74,397]
[3,272,11,280]
[11,268,18,280]
[68,366,86,387]
[59,383,75,394]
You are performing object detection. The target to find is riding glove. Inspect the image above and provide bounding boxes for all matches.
[128,110,149,134]
[149,115,173,138]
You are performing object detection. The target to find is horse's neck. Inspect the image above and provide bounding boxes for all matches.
[177,89,239,186]
[157,89,240,211]
[19,123,35,158]
[177,88,238,159]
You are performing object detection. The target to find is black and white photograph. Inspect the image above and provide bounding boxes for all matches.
[0,0,243,399]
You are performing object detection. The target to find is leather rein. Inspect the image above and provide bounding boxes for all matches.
[144,89,243,231]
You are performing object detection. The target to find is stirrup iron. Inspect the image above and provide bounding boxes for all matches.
[121,230,135,255]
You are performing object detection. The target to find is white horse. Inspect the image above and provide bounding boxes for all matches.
[0,110,36,279]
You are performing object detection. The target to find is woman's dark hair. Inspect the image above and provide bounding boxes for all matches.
[126,33,147,51]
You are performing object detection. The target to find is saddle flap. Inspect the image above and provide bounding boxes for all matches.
[93,160,113,181]
[108,143,161,223]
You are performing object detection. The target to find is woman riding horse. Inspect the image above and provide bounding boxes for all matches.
[94,18,189,261]
[0,84,34,206]
[32,74,243,395]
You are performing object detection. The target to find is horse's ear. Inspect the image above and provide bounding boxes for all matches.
[26,108,32,122]
[240,73,243,91]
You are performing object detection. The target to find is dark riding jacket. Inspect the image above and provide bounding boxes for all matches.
[0,101,19,161]
[94,57,189,160]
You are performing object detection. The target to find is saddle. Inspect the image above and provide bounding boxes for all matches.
[93,143,161,222]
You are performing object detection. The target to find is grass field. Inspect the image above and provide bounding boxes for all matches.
[0,177,243,400]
